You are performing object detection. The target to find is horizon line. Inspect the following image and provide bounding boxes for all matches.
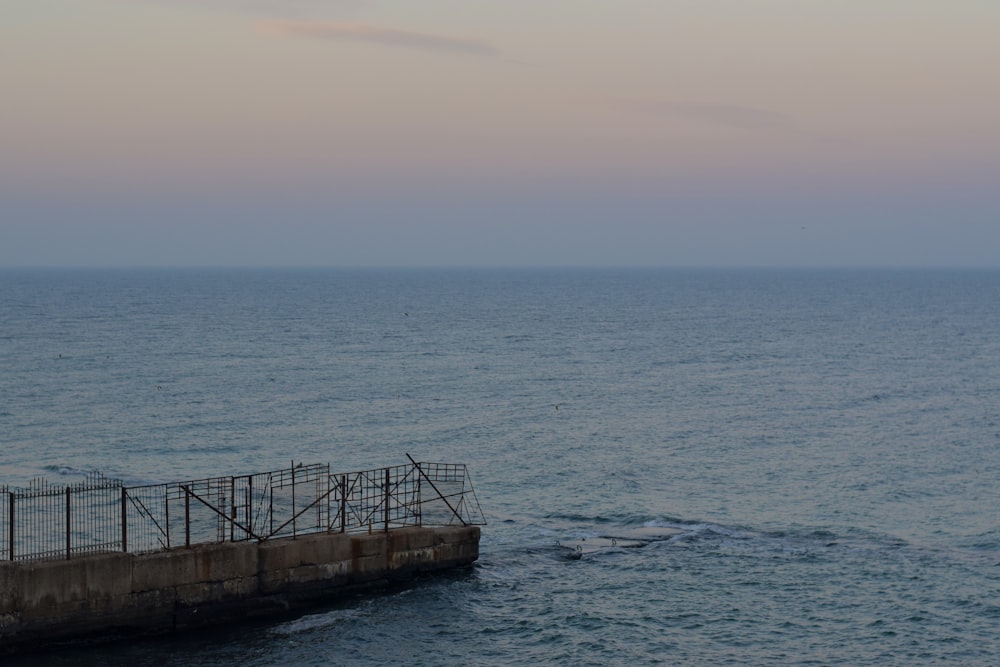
[2,264,999,272]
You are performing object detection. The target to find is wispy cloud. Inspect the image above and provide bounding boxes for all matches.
[128,0,364,19]
[260,20,501,58]
[623,99,795,131]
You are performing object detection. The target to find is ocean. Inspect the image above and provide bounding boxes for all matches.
[1,268,998,665]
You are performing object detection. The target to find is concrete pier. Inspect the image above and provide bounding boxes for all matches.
[0,525,479,652]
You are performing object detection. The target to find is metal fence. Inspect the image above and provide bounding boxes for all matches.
[1,456,484,562]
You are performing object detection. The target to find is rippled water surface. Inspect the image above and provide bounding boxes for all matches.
[2,268,999,665]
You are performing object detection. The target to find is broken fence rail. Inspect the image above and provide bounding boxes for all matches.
[0,458,485,562]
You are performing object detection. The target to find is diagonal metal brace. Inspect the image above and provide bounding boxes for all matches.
[263,485,338,540]
[125,492,169,548]
[181,485,261,541]
[406,453,468,527]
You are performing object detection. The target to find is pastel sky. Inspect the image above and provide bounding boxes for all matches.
[2,0,998,267]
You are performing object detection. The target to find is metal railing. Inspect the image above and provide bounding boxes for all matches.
[1,456,485,562]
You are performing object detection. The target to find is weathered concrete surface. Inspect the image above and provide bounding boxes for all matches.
[0,525,479,652]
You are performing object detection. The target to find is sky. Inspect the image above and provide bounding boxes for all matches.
[2,0,999,268]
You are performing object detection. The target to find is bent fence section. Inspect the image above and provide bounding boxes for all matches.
[0,457,484,562]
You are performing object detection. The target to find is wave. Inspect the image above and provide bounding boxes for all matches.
[269,605,370,636]
[543,513,927,562]
[42,464,94,477]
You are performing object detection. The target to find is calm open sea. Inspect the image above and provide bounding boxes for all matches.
[1,268,999,665]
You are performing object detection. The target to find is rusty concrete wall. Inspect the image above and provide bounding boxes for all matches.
[0,525,479,651]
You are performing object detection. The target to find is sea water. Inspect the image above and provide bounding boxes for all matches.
[1,268,998,665]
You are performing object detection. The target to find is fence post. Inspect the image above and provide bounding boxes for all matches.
[247,476,253,539]
[165,488,171,549]
[184,486,191,549]
[8,491,14,561]
[65,485,71,560]
[121,487,128,553]
[229,477,236,543]
[291,464,297,538]
[322,468,329,532]
[383,468,390,533]
[340,474,347,533]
